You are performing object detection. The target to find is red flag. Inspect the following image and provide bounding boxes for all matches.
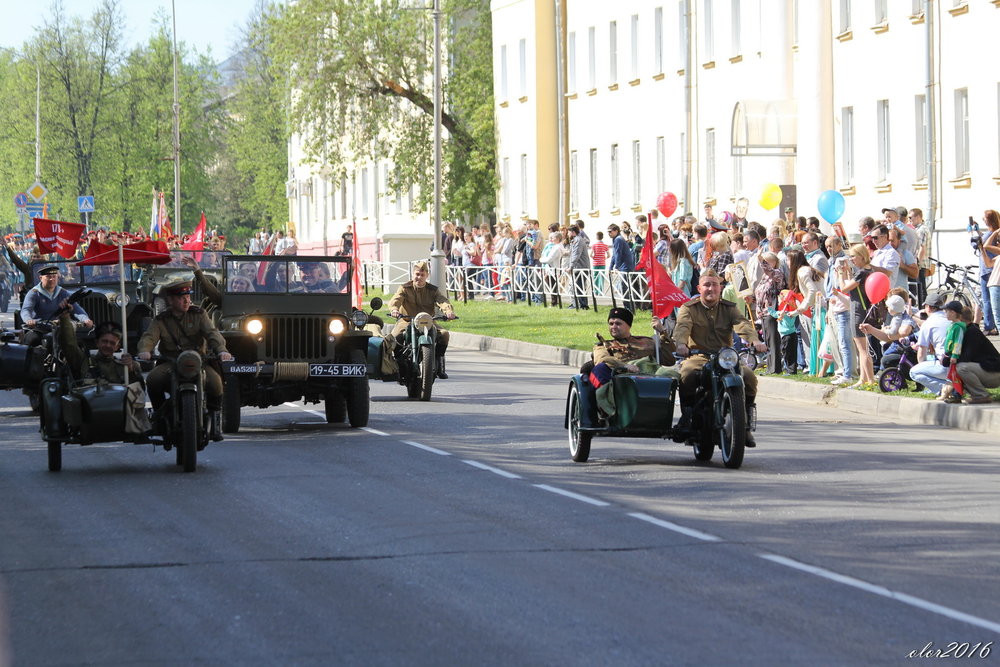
[34,218,86,259]
[351,221,363,309]
[182,213,207,250]
[77,240,171,266]
[947,362,963,396]
[638,219,688,318]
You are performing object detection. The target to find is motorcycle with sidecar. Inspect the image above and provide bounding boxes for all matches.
[374,312,455,401]
[564,347,753,469]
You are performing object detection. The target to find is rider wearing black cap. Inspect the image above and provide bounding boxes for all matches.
[592,307,675,372]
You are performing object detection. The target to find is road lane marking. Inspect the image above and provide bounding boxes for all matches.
[463,460,521,479]
[403,440,451,456]
[283,402,325,420]
[627,512,722,542]
[759,554,1000,634]
[362,427,390,436]
[533,484,609,507]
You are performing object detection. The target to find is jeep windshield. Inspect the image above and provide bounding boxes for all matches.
[223,257,351,295]
[80,265,135,284]
[31,262,82,286]
[161,250,227,269]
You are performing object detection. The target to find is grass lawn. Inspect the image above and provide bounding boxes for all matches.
[365,289,1000,401]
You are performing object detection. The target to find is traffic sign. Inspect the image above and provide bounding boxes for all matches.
[25,203,45,219]
[14,193,28,207]
[27,181,47,202]
[78,196,95,213]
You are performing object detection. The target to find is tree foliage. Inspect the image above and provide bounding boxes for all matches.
[270,0,497,222]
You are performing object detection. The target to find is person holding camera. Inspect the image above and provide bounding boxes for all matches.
[973,211,1000,336]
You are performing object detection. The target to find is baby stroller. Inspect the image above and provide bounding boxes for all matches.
[875,338,919,393]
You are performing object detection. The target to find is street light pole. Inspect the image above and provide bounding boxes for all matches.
[429,0,446,285]
[171,0,182,236]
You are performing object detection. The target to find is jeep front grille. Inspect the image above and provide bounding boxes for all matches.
[81,295,115,328]
[263,317,328,360]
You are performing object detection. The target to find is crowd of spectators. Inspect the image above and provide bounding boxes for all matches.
[437,202,1000,404]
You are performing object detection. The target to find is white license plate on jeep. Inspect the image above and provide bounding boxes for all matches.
[227,364,259,374]
[309,363,367,377]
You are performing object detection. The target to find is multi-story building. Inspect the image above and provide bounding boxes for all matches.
[491,0,1000,262]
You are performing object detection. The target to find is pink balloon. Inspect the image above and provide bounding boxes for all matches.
[865,272,890,304]
[656,192,678,218]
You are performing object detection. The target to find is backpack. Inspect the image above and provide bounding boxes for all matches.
[689,260,700,291]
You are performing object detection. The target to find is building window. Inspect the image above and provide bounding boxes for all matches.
[840,0,852,33]
[914,94,927,182]
[654,7,664,73]
[842,106,855,183]
[875,0,888,23]
[877,99,891,181]
[520,154,528,214]
[955,88,969,176]
[502,157,510,215]
[588,26,596,90]
[609,21,618,85]
[570,150,579,212]
[632,140,642,204]
[568,32,577,93]
[733,156,744,196]
[590,148,600,211]
[731,0,741,55]
[703,0,714,62]
[610,144,620,209]
[912,0,924,15]
[706,128,716,198]
[361,168,369,217]
[394,170,403,215]
[630,14,639,79]
[340,180,347,219]
[656,136,666,193]
[499,44,508,100]
[518,39,526,97]
[678,1,689,70]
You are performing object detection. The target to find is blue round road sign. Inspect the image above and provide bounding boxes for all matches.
[14,193,28,207]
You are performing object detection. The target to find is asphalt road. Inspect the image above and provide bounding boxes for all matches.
[0,345,998,666]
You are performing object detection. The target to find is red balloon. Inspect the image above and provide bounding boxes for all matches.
[865,271,890,304]
[656,192,678,218]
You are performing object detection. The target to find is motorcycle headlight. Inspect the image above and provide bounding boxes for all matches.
[177,350,202,379]
[246,318,264,335]
[413,312,433,329]
[329,318,346,335]
[350,310,369,328]
[717,347,739,371]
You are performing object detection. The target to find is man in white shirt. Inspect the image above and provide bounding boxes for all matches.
[869,224,900,285]
[909,293,953,395]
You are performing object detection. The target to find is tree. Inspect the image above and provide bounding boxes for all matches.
[270,0,497,222]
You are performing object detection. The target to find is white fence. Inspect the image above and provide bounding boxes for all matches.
[361,260,655,310]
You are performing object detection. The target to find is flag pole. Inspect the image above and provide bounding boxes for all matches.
[118,241,129,385]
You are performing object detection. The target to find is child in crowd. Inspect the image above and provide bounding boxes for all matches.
[769,290,800,375]
[939,301,971,403]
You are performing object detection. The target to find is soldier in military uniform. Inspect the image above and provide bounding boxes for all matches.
[387,261,456,378]
[673,268,766,446]
[58,314,140,383]
[21,265,93,346]
[137,278,233,439]
[592,307,676,373]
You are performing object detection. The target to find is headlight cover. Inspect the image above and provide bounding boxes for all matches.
[350,310,369,328]
[717,347,739,371]
[413,312,433,329]
[328,318,346,335]
[177,349,202,379]
[246,318,264,335]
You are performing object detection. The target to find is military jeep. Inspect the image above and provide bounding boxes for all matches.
[218,255,374,433]
[138,250,228,322]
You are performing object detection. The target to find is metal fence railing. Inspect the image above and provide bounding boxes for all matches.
[362,260,657,312]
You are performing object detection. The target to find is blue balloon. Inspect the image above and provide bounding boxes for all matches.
[817,189,845,224]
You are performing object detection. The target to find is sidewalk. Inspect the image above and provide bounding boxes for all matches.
[450,331,1000,434]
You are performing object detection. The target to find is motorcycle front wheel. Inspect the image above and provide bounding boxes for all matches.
[418,344,434,401]
[180,391,198,473]
[717,385,746,469]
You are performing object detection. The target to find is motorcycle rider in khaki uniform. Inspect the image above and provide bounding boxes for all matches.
[673,268,766,446]
[387,261,456,378]
[137,279,233,440]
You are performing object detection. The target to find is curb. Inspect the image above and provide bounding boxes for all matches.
[449,331,1000,434]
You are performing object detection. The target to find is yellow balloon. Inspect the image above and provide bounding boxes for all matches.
[759,183,782,211]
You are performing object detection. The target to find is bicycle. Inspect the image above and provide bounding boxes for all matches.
[927,258,982,313]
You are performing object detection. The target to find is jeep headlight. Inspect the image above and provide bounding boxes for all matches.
[413,312,433,329]
[108,292,129,307]
[246,318,264,335]
[350,310,369,328]
[328,318,346,335]
[177,349,202,379]
[717,347,739,371]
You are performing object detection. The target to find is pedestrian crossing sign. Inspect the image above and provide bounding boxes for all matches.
[78,196,95,213]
